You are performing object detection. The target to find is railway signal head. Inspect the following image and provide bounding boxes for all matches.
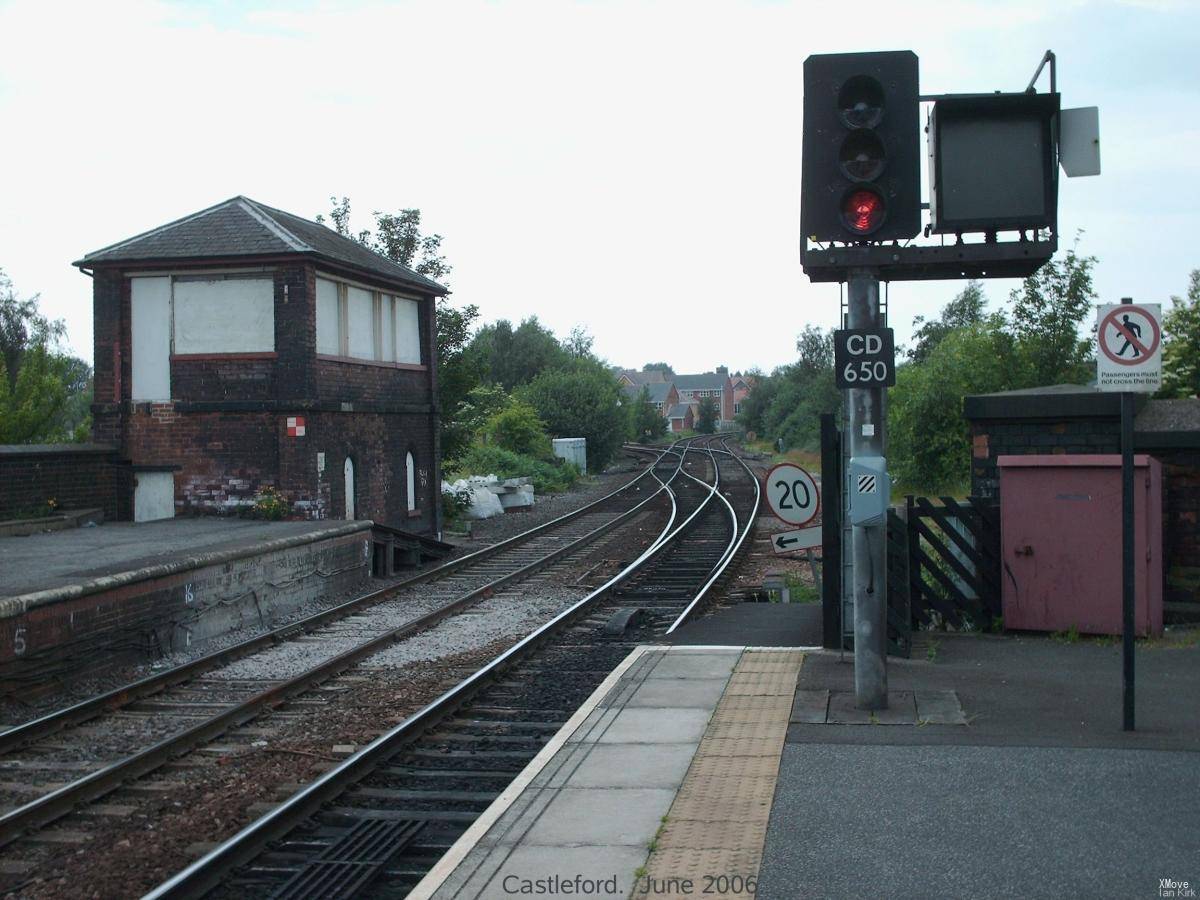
[801,50,921,244]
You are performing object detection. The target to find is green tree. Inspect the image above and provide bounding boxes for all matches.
[734,367,775,437]
[642,362,675,377]
[908,280,987,363]
[563,326,595,359]
[468,317,570,390]
[1007,239,1097,386]
[1160,269,1200,398]
[519,357,627,471]
[888,323,1019,492]
[763,327,841,451]
[483,400,552,458]
[316,198,479,461]
[695,396,717,433]
[0,271,92,443]
[629,385,667,442]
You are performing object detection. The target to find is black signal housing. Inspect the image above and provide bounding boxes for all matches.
[801,51,921,244]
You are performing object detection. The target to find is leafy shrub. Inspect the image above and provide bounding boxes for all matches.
[452,446,580,494]
[483,401,552,458]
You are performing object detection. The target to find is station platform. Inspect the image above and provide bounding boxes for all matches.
[411,622,1200,899]
[0,518,374,692]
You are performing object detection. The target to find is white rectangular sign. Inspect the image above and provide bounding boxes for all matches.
[772,526,822,555]
[1096,303,1161,392]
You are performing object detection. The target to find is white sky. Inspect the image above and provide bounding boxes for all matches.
[1,0,1197,375]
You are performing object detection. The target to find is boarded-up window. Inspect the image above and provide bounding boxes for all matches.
[346,286,375,359]
[173,277,274,354]
[316,278,341,355]
[396,297,420,364]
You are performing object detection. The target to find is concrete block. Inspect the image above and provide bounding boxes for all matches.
[595,708,712,744]
[649,652,741,680]
[521,787,676,846]
[564,742,699,789]
[626,678,729,709]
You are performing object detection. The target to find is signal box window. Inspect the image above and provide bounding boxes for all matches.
[316,275,423,366]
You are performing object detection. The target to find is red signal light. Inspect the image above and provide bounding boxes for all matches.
[842,189,885,235]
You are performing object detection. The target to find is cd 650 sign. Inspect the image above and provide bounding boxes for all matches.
[834,327,895,388]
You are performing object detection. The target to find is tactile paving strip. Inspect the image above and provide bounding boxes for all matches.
[722,669,799,696]
[635,650,803,898]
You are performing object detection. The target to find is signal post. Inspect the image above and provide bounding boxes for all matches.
[800,49,1098,710]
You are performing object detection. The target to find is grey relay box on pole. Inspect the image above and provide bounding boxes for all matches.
[848,456,891,526]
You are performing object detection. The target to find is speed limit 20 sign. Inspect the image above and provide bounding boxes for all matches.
[765,463,820,527]
[834,328,895,388]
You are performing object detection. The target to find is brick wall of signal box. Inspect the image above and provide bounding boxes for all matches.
[88,262,439,532]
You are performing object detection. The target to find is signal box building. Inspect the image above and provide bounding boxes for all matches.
[75,196,446,535]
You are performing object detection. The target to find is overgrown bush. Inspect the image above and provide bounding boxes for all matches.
[483,400,552,458]
[452,446,581,494]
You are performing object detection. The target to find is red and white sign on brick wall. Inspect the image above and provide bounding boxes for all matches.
[286,416,306,437]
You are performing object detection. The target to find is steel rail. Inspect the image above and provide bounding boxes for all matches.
[142,444,722,900]
[665,440,762,634]
[0,452,686,850]
[0,448,671,756]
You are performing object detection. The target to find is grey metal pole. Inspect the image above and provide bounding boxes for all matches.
[1120,296,1136,732]
[847,268,887,709]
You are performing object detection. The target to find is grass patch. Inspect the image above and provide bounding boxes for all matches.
[784,573,820,603]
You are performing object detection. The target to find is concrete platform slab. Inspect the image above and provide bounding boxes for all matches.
[563,743,698,789]
[521,787,676,846]
[594,708,712,744]
[626,677,729,708]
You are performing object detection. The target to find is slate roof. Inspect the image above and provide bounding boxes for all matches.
[624,382,675,403]
[674,373,728,391]
[667,403,692,419]
[74,196,447,295]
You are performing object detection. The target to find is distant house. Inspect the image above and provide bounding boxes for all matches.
[731,374,755,417]
[616,368,670,388]
[666,403,695,433]
[674,371,734,422]
[622,381,679,418]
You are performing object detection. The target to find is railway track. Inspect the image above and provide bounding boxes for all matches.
[145,438,760,899]
[0,445,691,877]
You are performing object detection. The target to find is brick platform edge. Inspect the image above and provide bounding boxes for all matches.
[0,521,372,695]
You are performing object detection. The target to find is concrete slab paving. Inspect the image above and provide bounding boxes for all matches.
[563,743,698,789]
[521,787,676,846]
[594,707,712,744]
[626,677,729,708]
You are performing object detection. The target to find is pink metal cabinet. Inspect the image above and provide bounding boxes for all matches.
[999,455,1163,636]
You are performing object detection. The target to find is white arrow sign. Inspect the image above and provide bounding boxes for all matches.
[772,525,822,555]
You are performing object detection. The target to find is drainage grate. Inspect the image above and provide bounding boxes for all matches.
[270,818,425,900]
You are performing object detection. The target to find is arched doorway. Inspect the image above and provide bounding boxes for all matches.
[405,451,416,513]
[344,457,356,520]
